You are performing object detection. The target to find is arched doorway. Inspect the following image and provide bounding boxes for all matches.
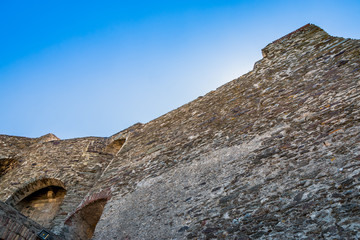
[6,178,67,228]
[15,186,66,227]
[65,198,108,240]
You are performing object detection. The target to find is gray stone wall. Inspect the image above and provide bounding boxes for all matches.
[0,201,62,240]
[0,24,359,239]
[91,24,360,239]
[0,136,113,234]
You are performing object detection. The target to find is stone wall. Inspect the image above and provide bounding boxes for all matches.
[0,24,359,239]
[0,135,115,234]
[90,24,360,239]
[0,201,61,240]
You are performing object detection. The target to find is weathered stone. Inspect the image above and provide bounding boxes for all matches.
[0,23,360,239]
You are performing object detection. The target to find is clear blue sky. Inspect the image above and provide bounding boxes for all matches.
[1,0,359,139]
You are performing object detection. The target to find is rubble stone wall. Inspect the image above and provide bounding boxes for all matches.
[91,24,360,239]
[0,201,62,240]
[0,136,114,233]
[0,24,359,240]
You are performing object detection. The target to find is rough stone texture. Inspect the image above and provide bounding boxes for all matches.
[0,135,115,234]
[0,24,359,239]
[0,201,62,240]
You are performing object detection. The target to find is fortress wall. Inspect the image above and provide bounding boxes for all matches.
[90,24,360,239]
[0,201,62,240]
[0,136,113,233]
[0,24,359,239]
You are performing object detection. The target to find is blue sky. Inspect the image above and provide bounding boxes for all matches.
[1,0,359,139]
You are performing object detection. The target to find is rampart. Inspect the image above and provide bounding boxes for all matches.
[1,24,359,239]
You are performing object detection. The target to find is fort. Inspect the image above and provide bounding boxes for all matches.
[1,24,360,239]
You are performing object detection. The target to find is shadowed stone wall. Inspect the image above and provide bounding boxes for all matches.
[64,198,108,240]
[0,201,62,240]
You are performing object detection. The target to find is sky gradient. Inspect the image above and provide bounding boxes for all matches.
[1,0,359,139]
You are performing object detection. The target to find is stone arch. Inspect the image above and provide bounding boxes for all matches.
[6,178,66,206]
[65,189,111,240]
[6,178,67,227]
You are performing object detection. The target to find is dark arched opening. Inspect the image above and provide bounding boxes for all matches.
[65,198,108,240]
[6,178,67,228]
[15,186,66,227]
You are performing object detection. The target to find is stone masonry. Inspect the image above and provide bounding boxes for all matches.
[0,24,359,239]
